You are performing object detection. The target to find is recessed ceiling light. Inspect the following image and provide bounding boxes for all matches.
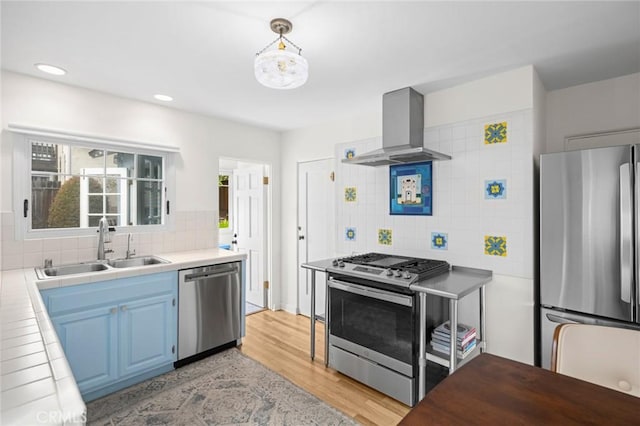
[154,94,173,102]
[34,63,67,76]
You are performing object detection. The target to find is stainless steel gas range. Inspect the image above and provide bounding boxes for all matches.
[325,252,450,406]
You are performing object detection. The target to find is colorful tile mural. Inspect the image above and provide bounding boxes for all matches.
[344,187,357,202]
[484,122,508,144]
[485,235,507,256]
[345,227,356,241]
[431,232,448,250]
[344,148,356,159]
[378,229,392,245]
[485,179,507,199]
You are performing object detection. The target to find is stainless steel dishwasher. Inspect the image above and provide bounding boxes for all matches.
[177,262,242,364]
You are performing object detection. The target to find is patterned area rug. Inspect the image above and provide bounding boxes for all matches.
[87,348,357,425]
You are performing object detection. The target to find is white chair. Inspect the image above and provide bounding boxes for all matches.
[551,323,640,397]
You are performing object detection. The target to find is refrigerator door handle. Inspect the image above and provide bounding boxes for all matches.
[620,163,632,304]
[546,313,580,324]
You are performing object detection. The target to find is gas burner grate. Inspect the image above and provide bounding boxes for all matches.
[403,260,450,280]
[339,252,450,280]
[340,253,390,265]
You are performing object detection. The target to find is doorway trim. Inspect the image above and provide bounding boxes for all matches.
[219,157,273,310]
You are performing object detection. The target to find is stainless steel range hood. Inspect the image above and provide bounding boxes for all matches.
[342,87,451,166]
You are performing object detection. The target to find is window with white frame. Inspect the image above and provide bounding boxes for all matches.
[23,137,169,234]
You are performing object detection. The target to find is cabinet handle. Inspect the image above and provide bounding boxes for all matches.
[110,307,117,315]
[121,306,127,312]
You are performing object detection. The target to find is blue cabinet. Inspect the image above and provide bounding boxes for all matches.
[50,304,119,392]
[119,293,175,378]
[40,271,177,401]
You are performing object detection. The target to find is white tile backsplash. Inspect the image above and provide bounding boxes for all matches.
[22,239,43,254]
[1,210,218,269]
[335,109,534,278]
[77,236,95,249]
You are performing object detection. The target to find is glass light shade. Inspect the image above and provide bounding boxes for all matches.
[254,49,309,89]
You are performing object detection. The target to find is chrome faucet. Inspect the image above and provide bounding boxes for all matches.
[126,233,136,259]
[97,217,113,260]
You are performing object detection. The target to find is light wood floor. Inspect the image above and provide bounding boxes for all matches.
[239,310,411,426]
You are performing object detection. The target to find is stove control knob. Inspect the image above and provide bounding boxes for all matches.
[385,268,394,276]
[338,261,345,268]
[394,270,402,277]
[332,259,339,267]
[403,271,412,279]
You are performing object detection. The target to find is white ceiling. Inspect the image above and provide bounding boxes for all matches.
[2,1,639,132]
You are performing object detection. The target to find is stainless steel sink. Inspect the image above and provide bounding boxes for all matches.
[34,255,170,280]
[108,255,169,268]
[35,262,110,280]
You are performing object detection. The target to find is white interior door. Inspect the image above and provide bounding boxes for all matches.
[297,159,335,318]
[233,166,266,307]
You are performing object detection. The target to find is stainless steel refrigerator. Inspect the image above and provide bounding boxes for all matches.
[540,145,640,369]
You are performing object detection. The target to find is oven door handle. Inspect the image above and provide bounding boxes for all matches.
[328,278,413,307]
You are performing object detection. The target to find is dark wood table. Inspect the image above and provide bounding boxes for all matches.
[399,353,638,425]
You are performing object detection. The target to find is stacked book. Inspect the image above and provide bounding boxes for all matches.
[430,320,477,359]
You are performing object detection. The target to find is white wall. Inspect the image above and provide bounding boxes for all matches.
[1,71,281,211]
[424,66,540,363]
[1,71,282,304]
[545,73,640,153]
[279,112,380,311]
[281,66,539,363]
[425,66,535,127]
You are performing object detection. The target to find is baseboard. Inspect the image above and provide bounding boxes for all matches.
[281,303,298,314]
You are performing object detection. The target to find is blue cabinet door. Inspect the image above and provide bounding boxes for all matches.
[50,304,119,394]
[119,292,176,378]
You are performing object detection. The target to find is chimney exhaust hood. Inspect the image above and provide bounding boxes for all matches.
[342,87,451,166]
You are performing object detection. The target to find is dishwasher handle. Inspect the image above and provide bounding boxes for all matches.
[183,266,239,282]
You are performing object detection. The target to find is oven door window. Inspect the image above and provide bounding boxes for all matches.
[329,287,414,364]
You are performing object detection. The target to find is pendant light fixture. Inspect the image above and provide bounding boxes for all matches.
[254,18,308,90]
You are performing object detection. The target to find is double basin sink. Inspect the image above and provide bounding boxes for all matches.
[35,255,170,280]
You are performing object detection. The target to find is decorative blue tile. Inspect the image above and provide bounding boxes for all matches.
[378,229,392,245]
[485,179,507,199]
[344,148,356,159]
[484,122,507,144]
[431,232,448,250]
[344,187,357,202]
[345,227,356,241]
[485,235,507,257]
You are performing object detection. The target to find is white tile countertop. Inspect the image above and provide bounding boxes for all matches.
[0,248,246,425]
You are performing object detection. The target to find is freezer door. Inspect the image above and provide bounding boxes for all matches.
[540,146,633,322]
[540,307,640,369]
